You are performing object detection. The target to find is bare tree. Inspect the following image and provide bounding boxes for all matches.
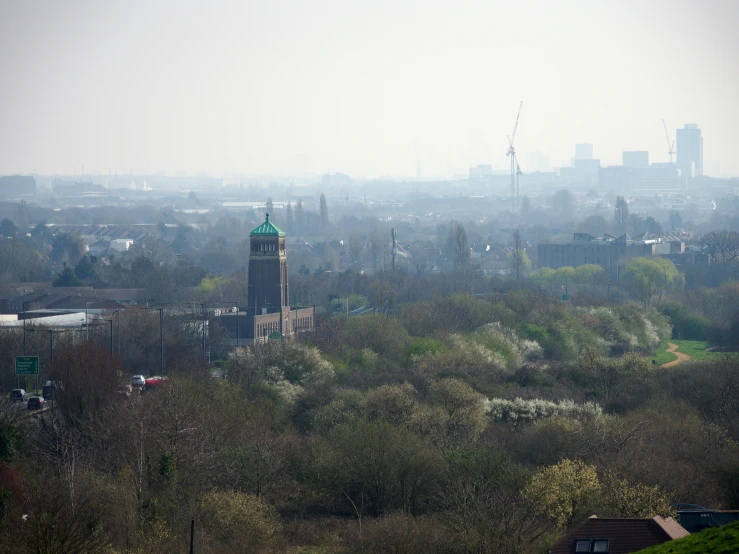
[446,221,470,270]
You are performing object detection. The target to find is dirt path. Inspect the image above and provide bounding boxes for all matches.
[659,342,691,368]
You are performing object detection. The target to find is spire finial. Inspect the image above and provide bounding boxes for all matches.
[265,213,270,221]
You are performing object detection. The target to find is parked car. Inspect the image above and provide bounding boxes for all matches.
[131,375,146,387]
[27,396,45,410]
[144,376,170,389]
[9,389,27,402]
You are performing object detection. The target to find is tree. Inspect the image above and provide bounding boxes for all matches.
[508,230,531,281]
[319,193,329,229]
[200,490,283,552]
[365,383,418,424]
[551,189,575,220]
[0,240,44,282]
[628,213,644,235]
[669,210,683,231]
[286,202,294,234]
[0,219,18,238]
[614,196,629,235]
[520,195,532,219]
[325,419,442,518]
[580,215,608,237]
[524,458,600,528]
[439,449,548,553]
[599,471,674,518]
[53,265,83,287]
[51,232,86,264]
[644,216,663,236]
[52,343,122,427]
[700,230,739,264]
[348,232,364,270]
[622,257,685,304]
[446,221,470,270]
[74,255,97,280]
[295,199,305,235]
[410,378,487,450]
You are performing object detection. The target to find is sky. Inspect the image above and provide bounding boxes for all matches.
[1,0,738,178]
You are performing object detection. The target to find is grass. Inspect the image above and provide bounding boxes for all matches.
[635,521,739,553]
[651,340,723,365]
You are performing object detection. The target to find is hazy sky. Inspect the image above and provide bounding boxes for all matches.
[1,0,738,178]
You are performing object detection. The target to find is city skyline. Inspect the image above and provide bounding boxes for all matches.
[1,0,738,178]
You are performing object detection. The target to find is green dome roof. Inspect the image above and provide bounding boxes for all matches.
[250,214,285,237]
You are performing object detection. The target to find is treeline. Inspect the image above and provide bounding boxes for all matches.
[1,291,738,552]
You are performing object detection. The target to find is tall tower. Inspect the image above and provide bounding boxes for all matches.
[676,124,703,177]
[247,214,289,317]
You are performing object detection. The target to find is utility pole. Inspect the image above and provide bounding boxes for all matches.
[159,308,164,374]
[109,319,113,355]
[391,228,397,271]
[201,304,206,362]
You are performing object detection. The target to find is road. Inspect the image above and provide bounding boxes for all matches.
[659,342,691,368]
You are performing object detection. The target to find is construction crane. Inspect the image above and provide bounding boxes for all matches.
[507,101,523,212]
[662,119,675,164]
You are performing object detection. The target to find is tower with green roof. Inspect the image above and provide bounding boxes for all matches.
[235,212,313,343]
[248,213,288,320]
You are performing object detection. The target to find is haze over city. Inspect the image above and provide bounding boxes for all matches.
[2,2,739,553]
[1,0,738,177]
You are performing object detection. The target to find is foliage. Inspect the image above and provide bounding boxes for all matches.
[623,257,685,305]
[200,489,283,552]
[599,471,675,518]
[487,397,602,425]
[700,230,739,264]
[524,459,600,528]
[531,264,607,287]
[53,265,83,286]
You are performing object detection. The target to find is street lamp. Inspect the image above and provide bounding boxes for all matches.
[22,299,31,355]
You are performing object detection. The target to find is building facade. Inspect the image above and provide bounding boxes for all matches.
[676,123,703,176]
[537,233,661,277]
[622,151,649,168]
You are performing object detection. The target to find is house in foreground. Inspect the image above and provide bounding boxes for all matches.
[550,515,689,554]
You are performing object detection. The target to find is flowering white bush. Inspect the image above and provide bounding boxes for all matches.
[486,397,602,424]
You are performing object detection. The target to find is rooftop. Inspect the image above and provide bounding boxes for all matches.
[551,516,689,554]
[250,213,285,237]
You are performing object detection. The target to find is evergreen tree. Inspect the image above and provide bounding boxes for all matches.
[286,202,294,234]
[319,193,329,229]
[614,196,629,235]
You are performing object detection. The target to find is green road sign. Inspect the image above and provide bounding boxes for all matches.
[16,356,39,375]
[267,332,283,342]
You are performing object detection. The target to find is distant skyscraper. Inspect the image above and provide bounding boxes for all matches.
[525,151,551,172]
[622,151,649,168]
[676,124,703,176]
[574,143,593,160]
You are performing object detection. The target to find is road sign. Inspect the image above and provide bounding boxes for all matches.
[16,356,39,375]
[268,332,283,342]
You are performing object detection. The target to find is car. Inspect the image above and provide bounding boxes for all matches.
[42,381,54,400]
[9,389,27,402]
[131,375,146,387]
[27,396,45,410]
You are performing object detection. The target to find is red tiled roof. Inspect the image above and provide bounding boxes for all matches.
[551,516,689,554]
